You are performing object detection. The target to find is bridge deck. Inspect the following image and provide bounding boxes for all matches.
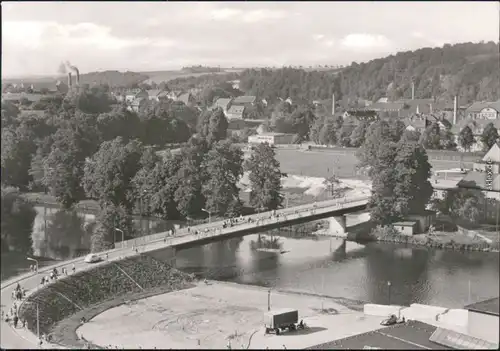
[124,197,370,251]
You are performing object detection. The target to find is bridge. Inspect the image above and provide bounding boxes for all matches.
[119,196,370,263]
[0,195,369,349]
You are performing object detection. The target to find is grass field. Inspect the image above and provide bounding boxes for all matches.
[274,148,473,179]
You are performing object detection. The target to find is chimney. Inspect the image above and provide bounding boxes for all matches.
[430,103,433,114]
[332,93,335,115]
[76,71,80,86]
[68,72,72,88]
[411,82,415,100]
[453,96,458,125]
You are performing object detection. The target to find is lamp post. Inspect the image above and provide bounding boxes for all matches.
[201,208,211,224]
[387,281,392,305]
[114,228,124,249]
[36,302,40,342]
[27,257,39,273]
[268,289,271,311]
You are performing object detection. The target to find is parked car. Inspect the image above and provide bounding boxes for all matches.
[84,254,101,263]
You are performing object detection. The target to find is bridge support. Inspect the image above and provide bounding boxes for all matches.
[329,215,347,237]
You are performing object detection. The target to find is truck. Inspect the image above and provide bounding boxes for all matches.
[264,308,304,335]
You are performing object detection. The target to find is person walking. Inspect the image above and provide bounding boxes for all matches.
[13,314,19,328]
[72,264,76,274]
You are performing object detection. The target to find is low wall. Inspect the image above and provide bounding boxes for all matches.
[363,303,404,317]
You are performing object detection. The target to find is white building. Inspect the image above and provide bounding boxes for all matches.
[248,132,295,145]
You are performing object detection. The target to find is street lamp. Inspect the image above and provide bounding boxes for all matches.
[201,208,211,223]
[387,281,392,305]
[27,257,39,273]
[114,228,124,249]
[268,289,271,311]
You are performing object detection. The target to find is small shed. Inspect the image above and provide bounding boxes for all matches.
[393,221,418,236]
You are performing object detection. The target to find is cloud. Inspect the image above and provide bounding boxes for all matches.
[313,34,325,41]
[341,33,392,49]
[210,8,287,23]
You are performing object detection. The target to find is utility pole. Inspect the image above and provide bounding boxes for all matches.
[37,302,40,341]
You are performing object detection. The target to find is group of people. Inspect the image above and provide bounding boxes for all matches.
[2,283,27,329]
[40,265,76,286]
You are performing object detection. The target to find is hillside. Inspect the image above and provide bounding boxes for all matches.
[141,69,244,84]
[237,42,500,105]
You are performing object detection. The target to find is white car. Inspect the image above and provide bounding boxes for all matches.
[84,254,101,263]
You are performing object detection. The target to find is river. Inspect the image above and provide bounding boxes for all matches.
[2,205,499,310]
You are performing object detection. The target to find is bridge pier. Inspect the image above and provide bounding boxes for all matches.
[328,215,347,237]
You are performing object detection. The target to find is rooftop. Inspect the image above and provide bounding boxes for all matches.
[393,221,418,227]
[233,95,256,104]
[464,297,500,317]
[307,320,448,350]
[457,172,500,192]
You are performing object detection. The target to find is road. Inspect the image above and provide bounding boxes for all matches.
[0,195,369,349]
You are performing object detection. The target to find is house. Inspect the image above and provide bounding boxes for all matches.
[177,92,195,106]
[228,80,240,90]
[129,97,148,113]
[232,95,256,106]
[463,297,499,344]
[211,98,232,114]
[125,89,147,103]
[367,102,405,119]
[465,100,500,120]
[166,90,183,101]
[261,99,268,107]
[285,97,293,105]
[248,132,295,145]
[404,210,436,234]
[342,110,378,124]
[393,221,418,236]
[457,142,500,192]
[226,105,245,120]
[146,89,163,102]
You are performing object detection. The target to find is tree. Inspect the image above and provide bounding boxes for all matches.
[174,141,207,217]
[389,120,407,143]
[42,126,91,209]
[197,107,228,145]
[480,122,499,151]
[337,123,355,147]
[83,137,144,212]
[400,129,421,144]
[349,121,369,147]
[419,122,441,149]
[246,143,284,211]
[458,125,475,152]
[440,127,457,150]
[1,127,36,190]
[357,120,392,170]
[202,140,244,216]
[289,106,316,141]
[1,187,35,254]
[309,115,325,144]
[91,203,131,252]
[97,106,141,142]
[392,142,433,215]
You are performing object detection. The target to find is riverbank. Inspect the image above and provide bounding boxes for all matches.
[76,281,383,350]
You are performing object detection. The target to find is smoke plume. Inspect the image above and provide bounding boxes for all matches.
[57,62,67,74]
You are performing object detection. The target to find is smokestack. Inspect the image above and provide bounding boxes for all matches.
[75,69,80,86]
[411,82,415,100]
[332,93,335,115]
[430,103,433,114]
[68,72,72,87]
[453,96,458,125]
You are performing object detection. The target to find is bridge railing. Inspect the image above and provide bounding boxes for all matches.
[119,196,370,249]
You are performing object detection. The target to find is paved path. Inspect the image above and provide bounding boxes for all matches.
[0,195,369,349]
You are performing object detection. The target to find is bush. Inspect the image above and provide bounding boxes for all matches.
[19,255,194,336]
[370,225,400,238]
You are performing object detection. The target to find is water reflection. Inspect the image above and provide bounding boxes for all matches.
[170,233,499,309]
[31,204,183,260]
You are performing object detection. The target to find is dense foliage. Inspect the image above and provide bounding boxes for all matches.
[1,187,35,254]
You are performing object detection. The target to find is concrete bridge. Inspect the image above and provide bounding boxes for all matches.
[121,196,370,263]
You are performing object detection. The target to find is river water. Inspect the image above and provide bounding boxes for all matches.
[4,205,499,310]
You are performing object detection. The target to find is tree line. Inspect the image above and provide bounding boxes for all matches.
[1,88,285,254]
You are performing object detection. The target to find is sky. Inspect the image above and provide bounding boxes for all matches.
[2,1,499,77]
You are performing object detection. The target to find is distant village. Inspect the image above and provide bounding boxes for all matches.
[2,72,499,152]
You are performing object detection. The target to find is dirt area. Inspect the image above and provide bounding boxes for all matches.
[77,282,383,349]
